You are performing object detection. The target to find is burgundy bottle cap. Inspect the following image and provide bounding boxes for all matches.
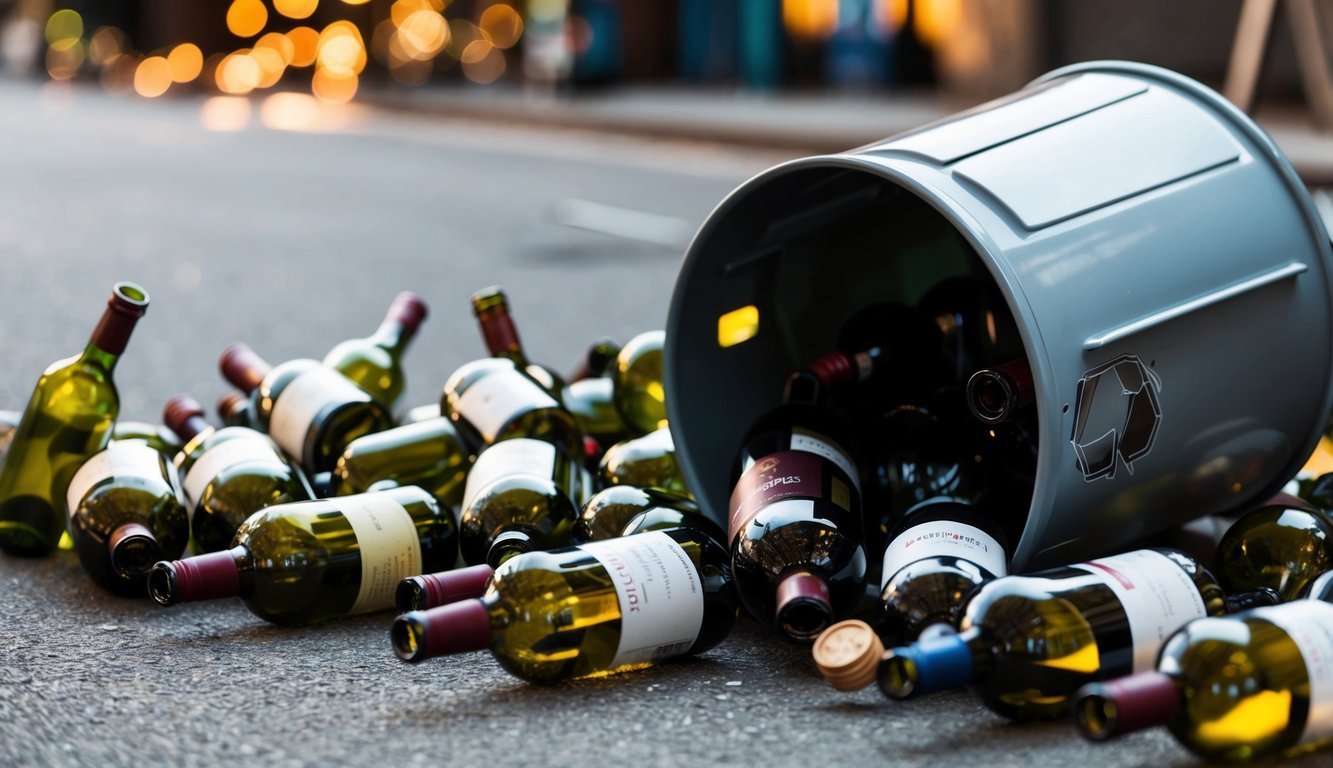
[90,282,150,355]
[108,522,161,579]
[1075,672,1180,741]
[219,343,271,394]
[217,391,247,421]
[805,350,855,391]
[163,394,209,440]
[391,599,492,663]
[147,550,241,606]
[387,291,429,332]
[776,570,834,642]
[396,564,494,612]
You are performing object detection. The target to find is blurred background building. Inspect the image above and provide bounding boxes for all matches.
[0,0,1323,105]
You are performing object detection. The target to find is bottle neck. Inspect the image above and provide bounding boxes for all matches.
[220,343,273,394]
[474,297,529,367]
[1074,672,1181,741]
[369,318,414,355]
[391,599,493,663]
[396,564,494,612]
[877,626,985,700]
[147,547,245,606]
[966,359,1034,424]
[789,346,886,404]
[1225,587,1281,613]
[80,343,120,373]
[88,286,146,358]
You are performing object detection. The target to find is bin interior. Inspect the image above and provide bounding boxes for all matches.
[673,163,1036,548]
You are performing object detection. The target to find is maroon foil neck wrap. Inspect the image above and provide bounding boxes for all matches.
[776,570,833,614]
[217,392,247,421]
[163,394,209,441]
[1079,672,1180,739]
[806,350,854,390]
[89,282,149,356]
[386,291,429,334]
[414,565,494,610]
[164,550,241,604]
[219,343,272,394]
[410,599,493,659]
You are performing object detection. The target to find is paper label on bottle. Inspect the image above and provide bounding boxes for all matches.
[581,531,704,668]
[880,520,1007,590]
[454,369,559,444]
[182,434,283,506]
[270,367,368,462]
[66,442,164,518]
[1250,602,1333,745]
[1074,550,1207,673]
[790,427,860,493]
[460,439,557,517]
[637,427,674,452]
[341,493,423,615]
[728,450,843,540]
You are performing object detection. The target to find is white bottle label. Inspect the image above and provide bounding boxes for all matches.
[1074,550,1207,673]
[1250,602,1333,746]
[638,427,674,452]
[341,493,423,615]
[790,427,861,493]
[582,531,704,668]
[880,520,1007,590]
[182,434,283,506]
[270,367,367,462]
[455,369,558,444]
[460,438,557,517]
[67,442,166,518]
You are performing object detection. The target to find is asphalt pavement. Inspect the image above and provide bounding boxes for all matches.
[0,79,1326,767]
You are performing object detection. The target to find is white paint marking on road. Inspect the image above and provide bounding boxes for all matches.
[549,198,694,249]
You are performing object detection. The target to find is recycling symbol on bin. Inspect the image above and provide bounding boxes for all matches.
[1069,354,1162,482]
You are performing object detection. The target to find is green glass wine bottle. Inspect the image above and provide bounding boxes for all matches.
[441,356,583,460]
[573,485,714,545]
[568,337,621,382]
[220,342,392,476]
[332,416,471,515]
[165,395,312,553]
[1214,502,1333,602]
[459,438,588,567]
[66,440,189,596]
[0,282,149,557]
[470,286,566,398]
[323,291,428,413]
[597,426,690,498]
[148,486,456,625]
[612,330,666,436]
[392,528,738,684]
[1074,599,1333,762]
[877,548,1277,720]
[564,377,629,449]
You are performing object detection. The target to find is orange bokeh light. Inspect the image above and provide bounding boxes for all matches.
[479,4,523,49]
[167,43,204,83]
[216,51,263,94]
[274,0,319,20]
[312,69,358,103]
[317,21,367,77]
[288,27,319,67]
[134,56,173,97]
[227,0,268,39]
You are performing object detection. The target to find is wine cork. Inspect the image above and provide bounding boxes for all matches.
[812,619,884,692]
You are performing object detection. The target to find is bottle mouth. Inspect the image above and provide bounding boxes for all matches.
[391,614,428,662]
[966,370,1015,423]
[775,570,834,642]
[110,282,150,315]
[1075,694,1120,741]
[109,523,161,580]
[396,578,427,613]
[147,562,178,606]
[486,530,533,569]
[877,652,919,699]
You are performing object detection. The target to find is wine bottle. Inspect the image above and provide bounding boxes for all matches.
[1213,502,1333,602]
[470,286,566,397]
[729,449,866,642]
[0,282,149,557]
[612,330,667,436]
[148,486,457,625]
[619,501,726,546]
[877,548,1277,720]
[111,421,183,456]
[441,356,583,460]
[878,498,1009,645]
[1074,600,1333,762]
[323,291,428,413]
[597,427,690,498]
[568,337,620,382]
[563,377,628,449]
[834,301,950,409]
[916,276,1024,385]
[165,395,311,554]
[965,359,1034,425]
[573,485,715,544]
[458,438,587,567]
[220,342,392,475]
[332,416,472,515]
[396,563,494,611]
[66,440,188,596]
[217,391,261,430]
[391,528,738,684]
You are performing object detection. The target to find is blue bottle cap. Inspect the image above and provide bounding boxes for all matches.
[879,633,975,699]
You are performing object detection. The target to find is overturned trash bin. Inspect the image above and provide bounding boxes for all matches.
[665,61,1333,571]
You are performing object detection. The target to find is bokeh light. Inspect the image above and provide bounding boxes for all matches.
[45,38,84,81]
[274,0,320,20]
[782,0,838,40]
[89,27,127,66]
[317,21,367,77]
[251,46,286,88]
[312,69,358,103]
[216,51,263,95]
[167,43,204,83]
[288,27,320,67]
[44,10,83,45]
[227,0,269,39]
[397,10,449,61]
[133,56,173,97]
[479,5,523,49]
[462,45,505,84]
[256,32,296,66]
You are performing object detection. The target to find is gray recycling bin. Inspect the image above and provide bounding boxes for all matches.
[665,61,1333,571]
